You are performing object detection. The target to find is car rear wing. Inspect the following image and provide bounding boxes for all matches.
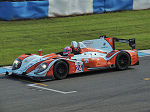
[113,38,136,50]
[100,36,136,50]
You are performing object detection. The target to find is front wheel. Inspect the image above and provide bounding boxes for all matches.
[115,51,131,70]
[53,60,68,80]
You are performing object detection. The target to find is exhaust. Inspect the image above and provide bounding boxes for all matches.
[110,64,115,68]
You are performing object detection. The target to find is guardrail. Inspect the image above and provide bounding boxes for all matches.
[0,0,150,20]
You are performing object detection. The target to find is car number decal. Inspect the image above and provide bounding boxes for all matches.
[75,62,83,73]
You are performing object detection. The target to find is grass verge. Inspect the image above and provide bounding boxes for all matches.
[0,10,150,66]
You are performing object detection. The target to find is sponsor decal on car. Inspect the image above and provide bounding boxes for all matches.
[75,62,83,73]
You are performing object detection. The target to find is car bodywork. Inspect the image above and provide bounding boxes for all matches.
[8,36,139,81]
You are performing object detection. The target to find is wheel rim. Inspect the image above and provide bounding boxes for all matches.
[55,63,67,77]
[118,54,129,68]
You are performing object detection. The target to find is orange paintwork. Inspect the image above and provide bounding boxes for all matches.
[105,37,114,49]
[127,50,139,65]
[67,61,76,74]
[26,55,59,74]
[47,55,61,59]
[68,54,74,59]
[107,53,118,66]
[38,49,43,56]
[41,60,55,76]
[46,65,54,76]
[106,50,119,58]
[26,61,45,74]
[43,53,56,58]
[24,49,138,76]
[18,54,31,61]
[82,58,107,68]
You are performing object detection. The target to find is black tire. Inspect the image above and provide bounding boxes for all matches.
[115,51,131,70]
[53,60,68,80]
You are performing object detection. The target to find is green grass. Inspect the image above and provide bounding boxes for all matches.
[0,10,150,66]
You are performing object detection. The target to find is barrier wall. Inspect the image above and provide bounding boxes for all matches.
[133,0,150,10]
[104,0,133,12]
[0,1,49,20]
[0,0,150,20]
[48,0,93,17]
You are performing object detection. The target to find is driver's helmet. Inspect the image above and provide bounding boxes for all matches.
[63,47,72,55]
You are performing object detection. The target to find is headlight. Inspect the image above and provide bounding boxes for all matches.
[34,63,48,74]
[12,58,22,70]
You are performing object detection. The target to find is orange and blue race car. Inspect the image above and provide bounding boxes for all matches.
[7,36,139,81]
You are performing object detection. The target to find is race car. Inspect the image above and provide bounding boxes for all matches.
[7,35,139,81]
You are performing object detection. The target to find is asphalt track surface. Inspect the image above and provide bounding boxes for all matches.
[0,56,150,112]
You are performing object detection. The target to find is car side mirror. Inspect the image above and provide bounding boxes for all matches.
[38,49,43,56]
[68,54,74,59]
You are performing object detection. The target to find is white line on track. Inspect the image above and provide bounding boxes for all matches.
[27,84,77,94]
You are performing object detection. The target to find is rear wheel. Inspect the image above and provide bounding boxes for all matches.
[53,60,68,80]
[115,51,131,70]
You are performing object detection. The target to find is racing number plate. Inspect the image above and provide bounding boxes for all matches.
[75,61,83,73]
